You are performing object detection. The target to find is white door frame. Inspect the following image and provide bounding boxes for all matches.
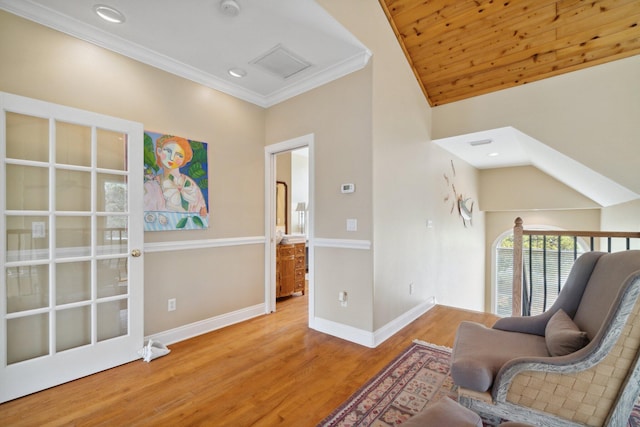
[264,134,314,323]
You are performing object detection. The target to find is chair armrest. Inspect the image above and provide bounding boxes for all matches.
[491,347,591,403]
[492,311,553,336]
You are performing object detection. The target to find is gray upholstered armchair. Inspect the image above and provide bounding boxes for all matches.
[450,250,640,426]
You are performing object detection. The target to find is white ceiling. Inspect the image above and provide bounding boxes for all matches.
[0,0,371,107]
[432,127,639,207]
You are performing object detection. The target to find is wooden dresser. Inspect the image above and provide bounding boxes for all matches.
[276,242,306,298]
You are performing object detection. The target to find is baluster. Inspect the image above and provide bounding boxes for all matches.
[542,235,548,313]
[557,239,562,301]
[512,217,523,316]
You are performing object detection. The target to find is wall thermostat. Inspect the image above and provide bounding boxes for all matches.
[341,183,355,193]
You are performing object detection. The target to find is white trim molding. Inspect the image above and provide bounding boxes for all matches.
[311,317,377,348]
[373,297,437,345]
[145,303,266,346]
[314,238,371,250]
[311,297,436,348]
[144,236,265,253]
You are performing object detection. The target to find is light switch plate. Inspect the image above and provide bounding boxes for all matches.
[346,218,357,231]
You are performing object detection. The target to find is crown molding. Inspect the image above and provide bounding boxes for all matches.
[0,0,372,108]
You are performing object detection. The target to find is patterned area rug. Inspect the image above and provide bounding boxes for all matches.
[317,340,640,427]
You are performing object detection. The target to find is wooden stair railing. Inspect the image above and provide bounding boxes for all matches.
[512,217,640,316]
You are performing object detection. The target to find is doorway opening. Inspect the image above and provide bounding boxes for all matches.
[264,134,314,325]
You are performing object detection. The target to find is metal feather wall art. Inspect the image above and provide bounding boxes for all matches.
[443,160,474,227]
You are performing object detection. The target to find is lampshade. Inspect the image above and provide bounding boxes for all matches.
[295,202,306,212]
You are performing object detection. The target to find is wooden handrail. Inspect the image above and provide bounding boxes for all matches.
[522,229,640,238]
[512,217,640,316]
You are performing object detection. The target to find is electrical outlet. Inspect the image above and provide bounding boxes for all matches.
[168,298,176,312]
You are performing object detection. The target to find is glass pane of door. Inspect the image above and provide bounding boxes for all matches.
[56,261,91,304]
[5,164,49,211]
[56,121,91,167]
[6,216,49,262]
[5,264,49,313]
[6,314,49,364]
[55,169,91,212]
[56,306,91,352]
[5,112,49,162]
[97,129,127,170]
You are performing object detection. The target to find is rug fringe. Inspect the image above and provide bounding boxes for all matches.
[413,339,452,352]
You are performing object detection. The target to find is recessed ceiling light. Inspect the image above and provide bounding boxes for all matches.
[94,5,126,24]
[228,68,247,78]
[488,152,500,157]
[220,0,240,17]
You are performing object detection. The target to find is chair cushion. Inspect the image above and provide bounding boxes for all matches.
[545,309,589,356]
[401,397,482,427]
[451,321,549,392]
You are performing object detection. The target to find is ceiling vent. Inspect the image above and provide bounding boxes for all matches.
[250,44,312,79]
[468,139,493,146]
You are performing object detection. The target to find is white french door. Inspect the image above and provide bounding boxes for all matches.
[0,92,144,403]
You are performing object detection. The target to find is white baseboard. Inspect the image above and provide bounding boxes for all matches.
[148,297,436,349]
[311,317,378,347]
[146,303,266,346]
[373,298,436,346]
[311,298,437,348]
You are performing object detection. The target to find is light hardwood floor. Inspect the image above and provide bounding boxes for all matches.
[0,296,497,427]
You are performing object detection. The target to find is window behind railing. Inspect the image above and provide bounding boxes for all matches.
[508,218,640,317]
[496,235,587,317]
[521,240,587,316]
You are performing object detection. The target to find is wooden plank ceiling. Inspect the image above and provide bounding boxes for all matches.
[379,0,640,106]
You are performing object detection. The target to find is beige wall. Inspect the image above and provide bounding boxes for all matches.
[318,0,487,323]
[432,55,640,196]
[480,166,600,211]
[602,200,640,232]
[0,11,266,335]
[601,200,640,251]
[266,64,376,330]
[266,0,488,333]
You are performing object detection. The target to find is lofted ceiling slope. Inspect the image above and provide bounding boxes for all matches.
[379,0,640,106]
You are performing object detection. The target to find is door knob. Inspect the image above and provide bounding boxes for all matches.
[131,249,142,257]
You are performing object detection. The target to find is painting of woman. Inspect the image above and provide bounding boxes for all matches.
[143,132,209,231]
